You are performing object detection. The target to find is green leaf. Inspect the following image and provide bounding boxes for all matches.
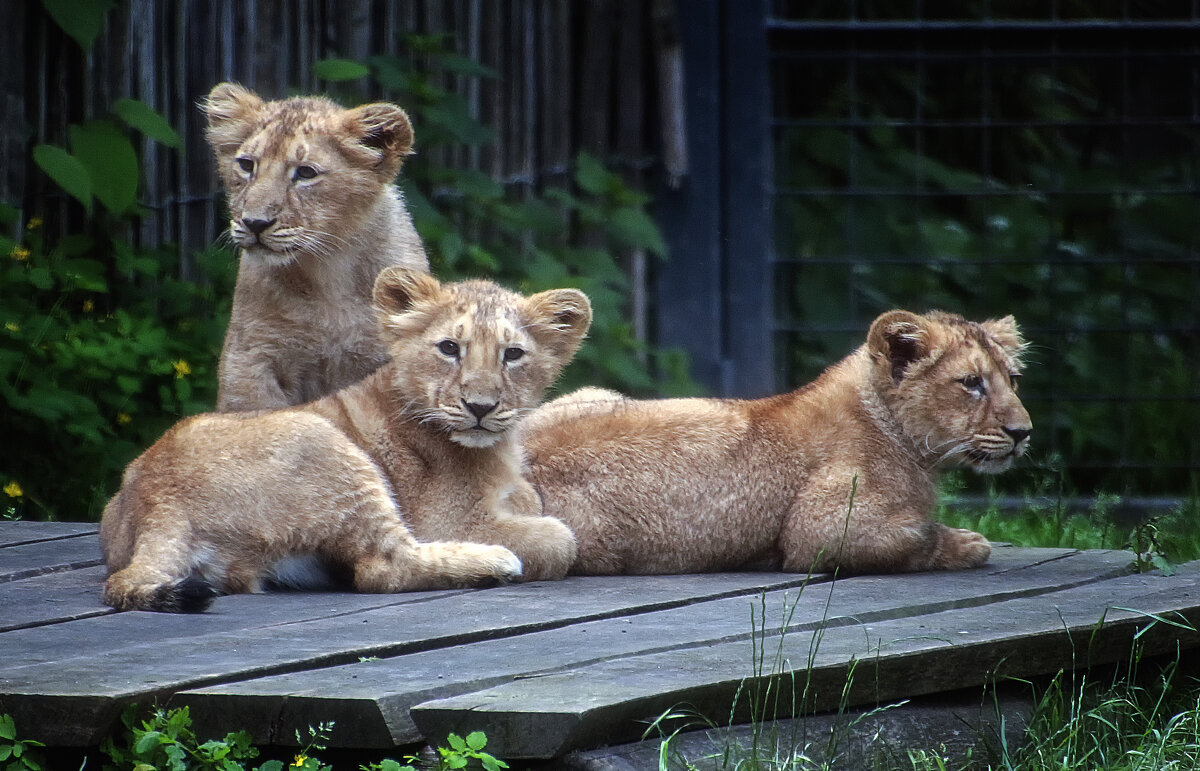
[113,99,183,149]
[0,746,10,762]
[27,268,53,291]
[574,153,615,196]
[40,0,114,51]
[464,731,487,752]
[133,730,164,755]
[432,52,499,79]
[256,762,285,771]
[607,207,668,256]
[69,121,139,215]
[0,714,14,741]
[314,58,370,81]
[445,733,468,752]
[32,145,92,213]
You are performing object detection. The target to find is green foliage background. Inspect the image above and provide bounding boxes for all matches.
[773,1,1199,497]
[1,32,687,523]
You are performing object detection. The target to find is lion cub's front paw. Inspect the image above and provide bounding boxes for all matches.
[939,527,991,569]
[474,544,524,585]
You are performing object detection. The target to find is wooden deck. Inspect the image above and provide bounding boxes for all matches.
[2,521,1199,762]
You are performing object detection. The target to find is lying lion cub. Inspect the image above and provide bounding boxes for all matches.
[524,310,1031,575]
[100,269,590,612]
[204,82,429,411]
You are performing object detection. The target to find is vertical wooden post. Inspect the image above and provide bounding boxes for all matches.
[720,0,772,396]
[653,0,772,396]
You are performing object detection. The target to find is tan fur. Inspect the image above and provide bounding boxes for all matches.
[204,82,430,411]
[100,270,592,612]
[525,310,1032,576]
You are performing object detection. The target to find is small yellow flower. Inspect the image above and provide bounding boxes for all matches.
[117,412,132,425]
[3,481,22,499]
[4,322,18,333]
[27,217,42,231]
[173,359,191,379]
[83,299,95,313]
[10,245,30,262]
[291,755,308,768]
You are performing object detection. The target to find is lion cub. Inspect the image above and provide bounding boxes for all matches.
[100,269,591,612]
[204,82,429,411]
[524,310,1032,576]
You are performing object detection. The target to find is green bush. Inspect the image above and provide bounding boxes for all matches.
[1,105,233,522]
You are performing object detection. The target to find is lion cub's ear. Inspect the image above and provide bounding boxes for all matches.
[341,103,415,177]
[203,82,265,159]
[868,310,932,384]
[524,289,593,359]
[980,315,1026,357]
[373,267,443,322]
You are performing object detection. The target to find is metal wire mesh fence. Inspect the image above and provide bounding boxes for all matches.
[767,1,1199,497]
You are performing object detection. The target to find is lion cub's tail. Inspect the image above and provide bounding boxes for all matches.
[103,571,220,613]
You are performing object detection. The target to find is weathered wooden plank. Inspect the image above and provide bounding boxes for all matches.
[0,534,103,583]
[0,521,98,548]
[0,565,113,632]
[410,566,1200,758]
[0,572,825,745]
[173,547,1132,748]
[562,686,1037,771]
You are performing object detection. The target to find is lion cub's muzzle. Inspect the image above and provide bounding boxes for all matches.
[968,423,1032,473]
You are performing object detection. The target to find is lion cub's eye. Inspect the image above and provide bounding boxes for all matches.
[958,374,985,393]
[294,165,318,181]
[503,347,525,363]
[437,339,460,357]
[236,157,255,174]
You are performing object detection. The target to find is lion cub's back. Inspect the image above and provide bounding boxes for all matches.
[526,395,783,573]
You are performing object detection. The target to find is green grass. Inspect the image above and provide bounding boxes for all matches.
[934,490,1200,572]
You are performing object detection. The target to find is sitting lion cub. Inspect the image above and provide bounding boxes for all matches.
[100,269,591,612]
[524,310,1031,576]
[204,82,429,411]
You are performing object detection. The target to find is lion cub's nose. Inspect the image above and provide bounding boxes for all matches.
[463,400,498,420]
[1003,426,1031,444]
[242,217,276,235]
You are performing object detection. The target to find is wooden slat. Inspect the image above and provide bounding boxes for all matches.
[171,547,1132,748]
[0,566,114,632]
[410,565,1200,758]
[0,534,103,583]
[0,571,823,745]
[0,521,98,548]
